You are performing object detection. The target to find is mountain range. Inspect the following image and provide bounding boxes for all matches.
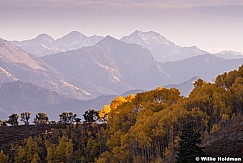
[42,35,243,92]
[0,30,243,119]
[11,30,243,62]
[214,50,243,59]
[42,36,172,94]
[0,81,70,119]
[12,31,104,57]
[0,38,98,100]
[121,30,208,62]
[160,54,243,83]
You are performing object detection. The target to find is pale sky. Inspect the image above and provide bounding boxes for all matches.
[0,0,243,53]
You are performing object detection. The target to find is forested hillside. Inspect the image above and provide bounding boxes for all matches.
[0,65,243,162]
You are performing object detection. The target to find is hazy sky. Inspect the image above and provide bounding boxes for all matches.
[0,0,243,53]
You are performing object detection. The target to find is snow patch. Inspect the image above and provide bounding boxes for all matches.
[61,80,91,95]
[0,66,18,81]
[111,75,121,82]
[205,57,209,64]
[41,44,52,50]
[95,61,121,83]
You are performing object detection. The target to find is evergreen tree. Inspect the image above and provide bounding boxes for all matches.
[176,123,205,163]
[59,112,77,124]
[20,112,31,125]
[83,109,99,123]
[7,114,19,126]
[34,112,49,124]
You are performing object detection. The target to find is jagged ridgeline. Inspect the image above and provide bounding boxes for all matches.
[0,65,243,162]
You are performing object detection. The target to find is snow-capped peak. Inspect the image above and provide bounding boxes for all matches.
[36,34,54,41]
[97,35,120,46]
[217,50,242,56]
[58,31,87,42]
[121,30,175,47]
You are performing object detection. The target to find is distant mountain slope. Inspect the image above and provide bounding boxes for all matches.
[12,31,104,56]
[0,81,116,120]
[214,50,243,60]
[160,54,243,83]
[120,89,145,97]
[0,79,148,120]
[0,81,71,119]
[164,76,199,96]
[121,30,207,62]
[0,38,94,100]
[43,36,172,94]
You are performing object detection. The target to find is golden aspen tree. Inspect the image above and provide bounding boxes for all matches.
[31,153,40,163]
[0,150,9,163]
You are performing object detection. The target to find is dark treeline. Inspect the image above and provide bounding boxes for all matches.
[0,64,243,162]
[0,109,99,126]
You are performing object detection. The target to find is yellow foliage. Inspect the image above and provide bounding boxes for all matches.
[99,94,135,119]
[163,147,171,158]
[96,157,108,163]
[156,86,164,91]
[110,96,126,110]
[125,94,135,102]
[210,124,220,134]
[222,113,229,121]
[153,157,163,163]
[99,105,111,118]
[0,150,9,163]
[173,135,180,149]
[110,94,134,109]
